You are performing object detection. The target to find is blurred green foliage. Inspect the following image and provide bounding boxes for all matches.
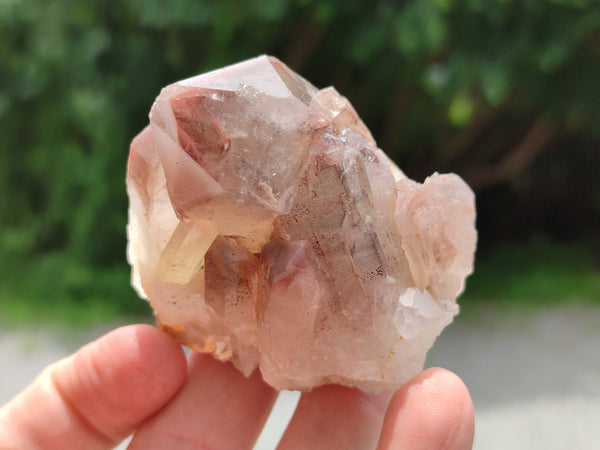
[464,235,600,304]
[1,0,599,321]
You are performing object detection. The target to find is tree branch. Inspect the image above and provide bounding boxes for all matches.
[438,103,508,167]
[464,116,557,190]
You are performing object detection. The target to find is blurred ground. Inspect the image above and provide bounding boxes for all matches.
[2,304,600,449]
[427,303,600,450]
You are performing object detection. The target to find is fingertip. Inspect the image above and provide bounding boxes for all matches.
[0,324,189,449]
[377,367,474,450]
[93,323,189,393]
[278,384,392,450]
[129,351,278,449]
[55,324,189,441]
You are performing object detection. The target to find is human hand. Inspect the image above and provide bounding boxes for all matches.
[0,325,474,449]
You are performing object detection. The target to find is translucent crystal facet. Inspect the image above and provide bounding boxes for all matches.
[126,55,477,392]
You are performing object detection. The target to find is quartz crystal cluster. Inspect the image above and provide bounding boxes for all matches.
[126,55,477,392]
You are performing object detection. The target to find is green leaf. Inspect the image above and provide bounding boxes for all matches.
[482,63,509,105]
[448,93,475,127]
[538,41,570,72]
[395,0,447,57]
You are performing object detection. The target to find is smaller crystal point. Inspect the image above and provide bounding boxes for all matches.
[126,55,477,392]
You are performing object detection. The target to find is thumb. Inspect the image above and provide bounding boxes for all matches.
[0,324,187,449]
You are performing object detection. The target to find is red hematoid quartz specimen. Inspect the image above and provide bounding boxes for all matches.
[126,55,477,392]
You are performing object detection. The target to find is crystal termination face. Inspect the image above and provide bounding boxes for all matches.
[126,55,477,392]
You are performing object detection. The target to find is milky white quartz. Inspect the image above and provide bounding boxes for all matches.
[126,55,477,392]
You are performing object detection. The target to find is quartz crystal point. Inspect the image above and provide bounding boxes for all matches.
[126,55,477,392]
